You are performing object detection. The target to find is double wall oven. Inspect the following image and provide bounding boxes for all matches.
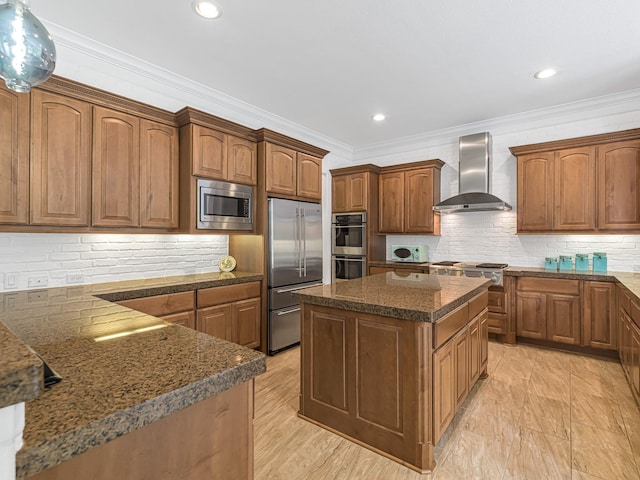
[331,212,367,282]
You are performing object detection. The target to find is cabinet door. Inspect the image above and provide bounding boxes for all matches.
[140,120,179,229]
[583,281,616,350]
[405,168,436,233]
[379,172,404,233]
[516,291,546,339]
[547,293,581,345]
[468,315,480,386]
[265,143,297,196]
[453,328,469,410]
[227,135,257,186]
[479,310,489,373]
[92,107,140,227]
[331,175,348,212]
[348,172,368,211]
[433,340,455,443]
[553,147,596,231]
[232,297,261,349]
[0,85,29,224]
[297,153,322,200]
[597,140,640,231]
[632,321,640,397]
[620,309,632,374]
[517,152,554,231]
[30,90,91,226]
[161,311,196,330]
[197,304,232,341]
[191,125,226,180]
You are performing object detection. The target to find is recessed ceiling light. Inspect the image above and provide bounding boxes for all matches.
[192,1,222,19]
[534,68,557,79]
[372,113,386,121]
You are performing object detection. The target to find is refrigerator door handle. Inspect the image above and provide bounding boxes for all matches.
[297,208,303,277]
[301,208,307,276]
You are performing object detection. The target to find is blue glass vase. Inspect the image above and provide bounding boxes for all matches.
[0,0,56,92]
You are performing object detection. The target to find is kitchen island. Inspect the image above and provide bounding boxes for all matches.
[0,272,266,480]
[295,272,491,473]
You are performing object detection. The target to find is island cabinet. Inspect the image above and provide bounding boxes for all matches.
[618,285,640,402]
[298,277,489,473]
[510,128,640,233]
[378,160,444,235]
[0,84,29,224]
[197,281,261,349]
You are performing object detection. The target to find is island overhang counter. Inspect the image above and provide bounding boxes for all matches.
[294,272,491,473]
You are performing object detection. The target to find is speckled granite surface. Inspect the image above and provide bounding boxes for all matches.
[0,271,265,479]
[0,323,42,409]
[294,272,490,322]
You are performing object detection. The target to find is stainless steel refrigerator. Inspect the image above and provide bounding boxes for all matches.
[267,198,323,354]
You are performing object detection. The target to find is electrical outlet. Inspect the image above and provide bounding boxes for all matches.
[4,273,18,290]
[27,275,49,288]
[634,265,640,272]
[66,273,85,284]
[28,291,48,302]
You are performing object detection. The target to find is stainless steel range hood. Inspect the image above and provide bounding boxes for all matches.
[433,132,512,214]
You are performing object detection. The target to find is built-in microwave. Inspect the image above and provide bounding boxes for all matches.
[197,178,253,230]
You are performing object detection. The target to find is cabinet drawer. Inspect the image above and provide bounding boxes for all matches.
[161,311,196,329]
[517,277,580,295]
[488,312,507,334]
[118,291,194,316]
[197,281,261,308]
[488,289,506,313]
[469,291,488,319]
[434,303,469,350]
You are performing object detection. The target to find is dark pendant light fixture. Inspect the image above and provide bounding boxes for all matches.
[0,0,56,93]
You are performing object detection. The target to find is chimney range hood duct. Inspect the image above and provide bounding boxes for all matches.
[433,132,512,214]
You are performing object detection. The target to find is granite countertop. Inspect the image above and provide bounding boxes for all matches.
[505,266,640,300]
[0,323,42,409]
[295,272,490,322]
[0,271,265,479]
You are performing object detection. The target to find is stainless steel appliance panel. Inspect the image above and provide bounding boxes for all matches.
[269,281,323,311]
[268,198,323,288]
[332,255,366,282]
[331,212,367,256]
[269,307,301,353]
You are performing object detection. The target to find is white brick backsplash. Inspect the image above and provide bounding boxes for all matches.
[0,233,228,292]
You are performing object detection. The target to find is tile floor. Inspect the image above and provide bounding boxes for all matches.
[254,341,640,479]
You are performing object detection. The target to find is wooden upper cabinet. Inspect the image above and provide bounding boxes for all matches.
[517,152,553,232]
[297,153,322,201]
[0,85,29,225]
[554,147,596,231]
[227,135,257,185]
[379,171,405,233]
[30,90,91,226]
[265,143,297,197]
[332,172,369,212]
[597,139,640,231]
[405,167,438,233]
[92,106,140,227]
[191,124,226,180]
[140,120,179,229]
[379,160,443,234]
[512,128,640,233]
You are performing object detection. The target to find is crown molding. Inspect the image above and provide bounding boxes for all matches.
[353,88,640,161]
[44,21,354,161]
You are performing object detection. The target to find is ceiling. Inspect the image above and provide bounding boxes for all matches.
[29,0,640,148]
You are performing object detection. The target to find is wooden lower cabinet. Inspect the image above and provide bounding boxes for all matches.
[299,291,488,473]
[30,380,255,480]
[515,277,581,345]
[197,281,261,349]
[368,265,427,276]
[161,310,196,329]
[583,281,617,350]
[618,286,640,401]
